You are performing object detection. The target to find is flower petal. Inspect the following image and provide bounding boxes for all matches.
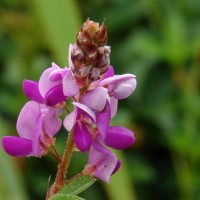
[49,68,68,81]
[74,122,92,152]
[103,126,135,150]
[63,69,79,97]
[39,63,62,98]
[111,160,121,175]
[96,101,111,140]
[2,136,33,157]
[17,101,40,139]
[23,80,44,103]
[32,115,43,157]
[42,107,62,136]
[103,65,114,79]
[44,84,66,106]
[100,74,137,99]
[81,87,108,112]
[51,62,60,69]
[109,97,118,118]
[63,109,77,132]
[72,102,96,121]
[87,143,117,182]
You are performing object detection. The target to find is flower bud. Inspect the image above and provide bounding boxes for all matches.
[71,19,111,87]
[77,19,107,53]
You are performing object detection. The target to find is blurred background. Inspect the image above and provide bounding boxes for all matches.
[0,0,200,200]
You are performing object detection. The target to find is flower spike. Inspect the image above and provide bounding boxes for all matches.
[2,19,137,197]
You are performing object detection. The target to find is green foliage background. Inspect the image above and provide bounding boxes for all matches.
[0,0,200,200]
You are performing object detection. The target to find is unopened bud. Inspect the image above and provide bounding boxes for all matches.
[77,19,107,52]
[71,19,111,87]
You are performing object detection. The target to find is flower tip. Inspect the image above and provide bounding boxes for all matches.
[44,84,66,106]
[104,126,135,150]
[2,136,32,157]
[23,80,44,103]
[111,160,121,175]
[51,62,59,69]
[2,136,9,153]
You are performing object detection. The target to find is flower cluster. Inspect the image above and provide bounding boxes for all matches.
[2,20,137,183]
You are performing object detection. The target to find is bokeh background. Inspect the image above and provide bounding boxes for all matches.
[0,0,200,200]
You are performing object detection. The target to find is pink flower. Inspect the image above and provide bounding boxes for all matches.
[83,142,121,182]
[82,66,137,117]
[64,102,95,152]
[23,62,79,106]
[63,100,135,182]
[64,101,135,153]
[2,101,62,157]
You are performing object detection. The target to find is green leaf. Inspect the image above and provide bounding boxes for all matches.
[50,194,85,200]
[59,175,96,195]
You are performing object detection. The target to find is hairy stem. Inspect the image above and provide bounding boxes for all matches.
[50,129,74,196]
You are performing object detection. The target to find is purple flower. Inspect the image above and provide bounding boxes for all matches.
[23,62,79,106]
[2,19,138,187]
[2,101,62,157]
[83,142,120,182]
[23,80,44,104]
[82,66,137,117]
[64,102,95,152]
[96,102,135,149]
[80,87,108,112]
[64,101,135,153]
[63,99,135,181]
[100,73,137,99]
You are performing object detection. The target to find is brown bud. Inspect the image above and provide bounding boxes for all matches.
[77,19,107,51]
[71,19,110,87]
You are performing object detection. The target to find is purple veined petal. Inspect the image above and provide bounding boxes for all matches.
[111,160,121,175]
[100,74,137,99]
[88,143,117,182]
[109,97,118,118]
[102,65,114,79]
[23,80,44,103]
[2,136,33,157]
[74,122,92,152]
[72,102,96,121]
[96,101,111,140]
[63,70,79,97]
[32,114,43,157]
[44,84,66,106]
[103,126,135,150]
[80,87,108,112]
[49,68,68,81]
[39,64,62,98]
[64,109,78,132]
[42,107,62,136]
[17,101,41,139]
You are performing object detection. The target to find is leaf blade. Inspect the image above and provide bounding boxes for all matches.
[59,174,96,195]
[50,194,85,200]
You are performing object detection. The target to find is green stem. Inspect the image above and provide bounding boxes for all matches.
[50,130,74,196]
